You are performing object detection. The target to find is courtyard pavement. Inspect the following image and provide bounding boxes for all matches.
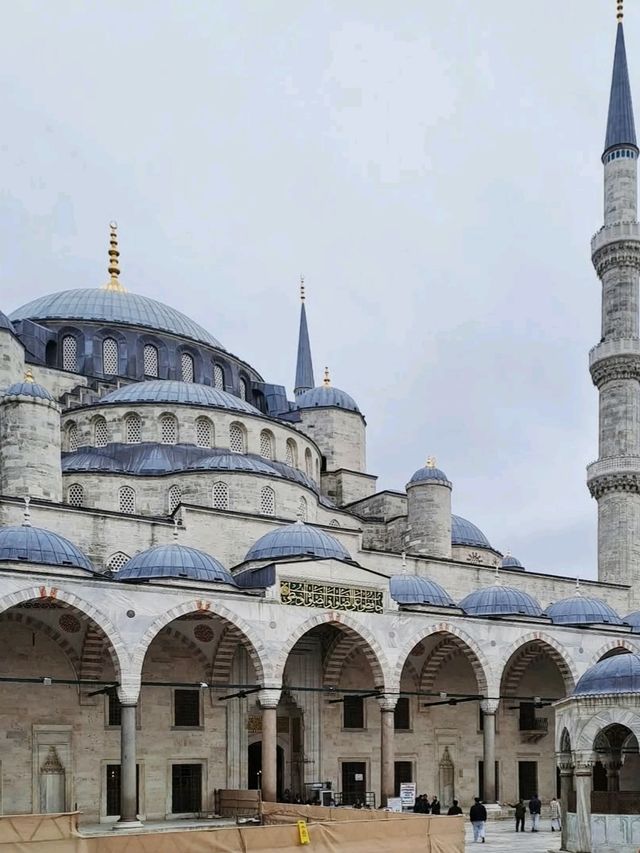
[465,821,562,851]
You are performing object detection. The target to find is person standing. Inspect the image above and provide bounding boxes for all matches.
[508,799,526,832]
[529,793,542,832]
[431,796,441,815]
[469,797,487,843]
[550,797,561,832]
[447,799,462,816]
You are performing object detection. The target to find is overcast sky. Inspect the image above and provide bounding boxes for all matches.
[0,1,630,578]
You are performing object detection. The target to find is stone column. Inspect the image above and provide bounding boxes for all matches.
[574,756,593,853]
[259,689,281,803]
[116,702,142,827]
[557,755,574,853]
[480,699,499,804]
[379,696,397,806]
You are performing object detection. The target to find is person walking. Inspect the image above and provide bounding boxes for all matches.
[529,793,542,832]
[431,796,441,815]
[550,797,561,832]
[469,797,487,843]
[508,799,526,832]
[447,799,463,816]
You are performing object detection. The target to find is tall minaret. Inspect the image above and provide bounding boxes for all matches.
[588,2,640,586]
[294,276,315,397]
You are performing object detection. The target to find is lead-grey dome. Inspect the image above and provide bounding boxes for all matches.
[574,653,640,696]
[545,596,622,626]
[296,385,359,413]
[389,574,454,607]
[117,543,235,584]
[0,524,94,572]
[99,380,259,413]
[2,379,54,401]
[245,521,351,562]
[10,288,225,349]
[501,554,524,571]
[408,464,451,486]
[451,515,492,549]
[459,585,543,617]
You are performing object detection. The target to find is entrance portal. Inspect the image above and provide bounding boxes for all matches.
[247,742,285,801]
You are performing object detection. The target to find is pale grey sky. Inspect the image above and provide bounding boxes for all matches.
[0,1,627,577]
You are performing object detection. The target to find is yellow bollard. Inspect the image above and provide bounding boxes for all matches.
[297,819,310,845]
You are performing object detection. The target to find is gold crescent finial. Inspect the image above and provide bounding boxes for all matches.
[617,0,624,22]
[426,456,436,468]
[24,367,34,383]
[300,275,305,302]
[323,366,331,386]
[103,221,127,293]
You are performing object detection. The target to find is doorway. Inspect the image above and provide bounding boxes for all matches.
[247,742,285,800]
[518,761,538,800]
[341,762,366,805]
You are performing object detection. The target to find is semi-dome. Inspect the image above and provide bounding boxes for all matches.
[117,543,235,583]
[390,574,454,606]
[245,521,351,562]
[545,595,623,626]
[2,379,54,401]
[10,288,225,349]
[0,524,94,572]
[451,515,492,549]
[459,584,543,617]
[624,611,640,633]
[99,380,260,413]
[296,385,359,413]
[408,462,450,486]
[574,653,640,696]
[501,554,524,571]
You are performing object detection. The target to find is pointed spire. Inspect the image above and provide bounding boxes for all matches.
[103,222,127,293]
[293,276,315,396]
[604,9,637,156]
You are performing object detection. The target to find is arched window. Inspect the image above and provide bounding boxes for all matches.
[229,423,246,453]
[107,552,130,572]
[168,485,182,513]
[259,430,274,459]
[62,335,77,371]
[298,496,308,522]
[195,417,213,448]
[119,486,136,514]
[125,413,142,444]
[239,378,248,401]
[181,352,194,383]
[305,448,313,476]
[67,483,84,507]
[143,344,159,377]
[67,422,79,452]
[94,417,108,448]
[102,338,119,374]
[160,414,178,445]
[259,486,275,516]
[213,364,225,390]
[285,438,297,468]
[212,481,229,510]
[329,519,340,528]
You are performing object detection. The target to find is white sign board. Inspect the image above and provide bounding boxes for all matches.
[387,797,402,813]
[400,782,416,808]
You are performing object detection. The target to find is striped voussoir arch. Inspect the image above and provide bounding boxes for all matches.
[323,632,361,688]
[419,637,468,694]
[161,626,210,679]
[0,610,81,676]
[211,624,248,685]
[79,624,106,683]
[500,633,577,695]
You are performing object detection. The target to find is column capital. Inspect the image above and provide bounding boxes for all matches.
[377,694,398,712]
[556,752,574,774]
[573,752,595,774]
[116,685,140,706]
[480,698,499,715]
[259,688,282,710]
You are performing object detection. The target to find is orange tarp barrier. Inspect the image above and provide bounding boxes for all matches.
[0,810,464,853]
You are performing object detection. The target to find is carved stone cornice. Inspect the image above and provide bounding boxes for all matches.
[593,236,640,276]
[590,352,640,387]
[588,470,640,499]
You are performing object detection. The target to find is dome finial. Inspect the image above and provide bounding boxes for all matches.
[300,275,305,302]
[22,496,31,527]
[401,550,407,573]
[24,367,34,383]
[426,456,436,468]
[575,577,582,597]
[103,221,127,293]
[173,518,180,541]
[323,366,331,387]
[494,564,502,586]
[617,0,624,22]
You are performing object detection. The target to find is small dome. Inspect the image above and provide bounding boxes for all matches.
[574,653,640,696]
[501,554,524,571]
[545,596,623,626]
[451,515,492,549]
[624,611,640,633]
[390,574,454,606]
[117,543,235,583]
[460,585,543,617]
[0,525,94,571]
[3,377,54,401]
[408,463,450,486]
[296,385,359,413]
[245,521,351,562]
[99,380,260,413]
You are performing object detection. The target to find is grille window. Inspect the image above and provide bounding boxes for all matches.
[174,689,200,727]
[305,449,313,476]
[125,414,142,444]
[67,483,84,507]
[259,486,275,516]
[213,364,224,390]
[106,764,140,817]
[102,338,119,374]
[343,695,365,729]
[67,423,79,452]
[62,335,77,371]
[160,415,178,445]
[239,378,248,400]
[143,344,159,377]
[394,697,411,731]
[260,430,273,459]
[229,423,245,453]
[119,486,136,514]
[108,552,130,572]
[171,763,202,814]
[298,496,307,521]
[168,485,182,513]
[181,353,194,383]
[94,417,108,447]
[285,439,297,467]
[212,482,229,510]
[195,417,213,448]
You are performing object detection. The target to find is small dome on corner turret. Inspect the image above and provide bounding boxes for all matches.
[2,369,54,402]
[408,457,450,486]
[296,367,360,413]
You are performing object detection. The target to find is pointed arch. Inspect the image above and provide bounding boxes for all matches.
[589,638,639,666]
[575,708,640,752]
[211,624,251,685]
[0,610,81,675]
[500,631,578,696]
[153,626,211,678]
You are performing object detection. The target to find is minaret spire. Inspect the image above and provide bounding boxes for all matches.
[604,5,637,157]
[293,275,315,397]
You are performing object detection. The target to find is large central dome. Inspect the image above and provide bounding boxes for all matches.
[9,288,225,350]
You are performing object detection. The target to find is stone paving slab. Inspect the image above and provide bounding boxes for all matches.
[465,821,561,852]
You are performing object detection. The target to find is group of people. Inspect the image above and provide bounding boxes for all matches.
[507,795,561,834]
[412,794,443,814]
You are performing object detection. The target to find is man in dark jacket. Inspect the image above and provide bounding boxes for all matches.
[431,796,441,815]
[529,794,542,832]
[469,797,487,843]
[508,799,526,832]
[447,799,463,816]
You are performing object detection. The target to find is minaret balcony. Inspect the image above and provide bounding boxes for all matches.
[592,222,640,273]
[589,340,640,386]
[587,456,640,498]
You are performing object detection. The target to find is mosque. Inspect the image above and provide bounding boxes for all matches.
[2,6,640,837]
